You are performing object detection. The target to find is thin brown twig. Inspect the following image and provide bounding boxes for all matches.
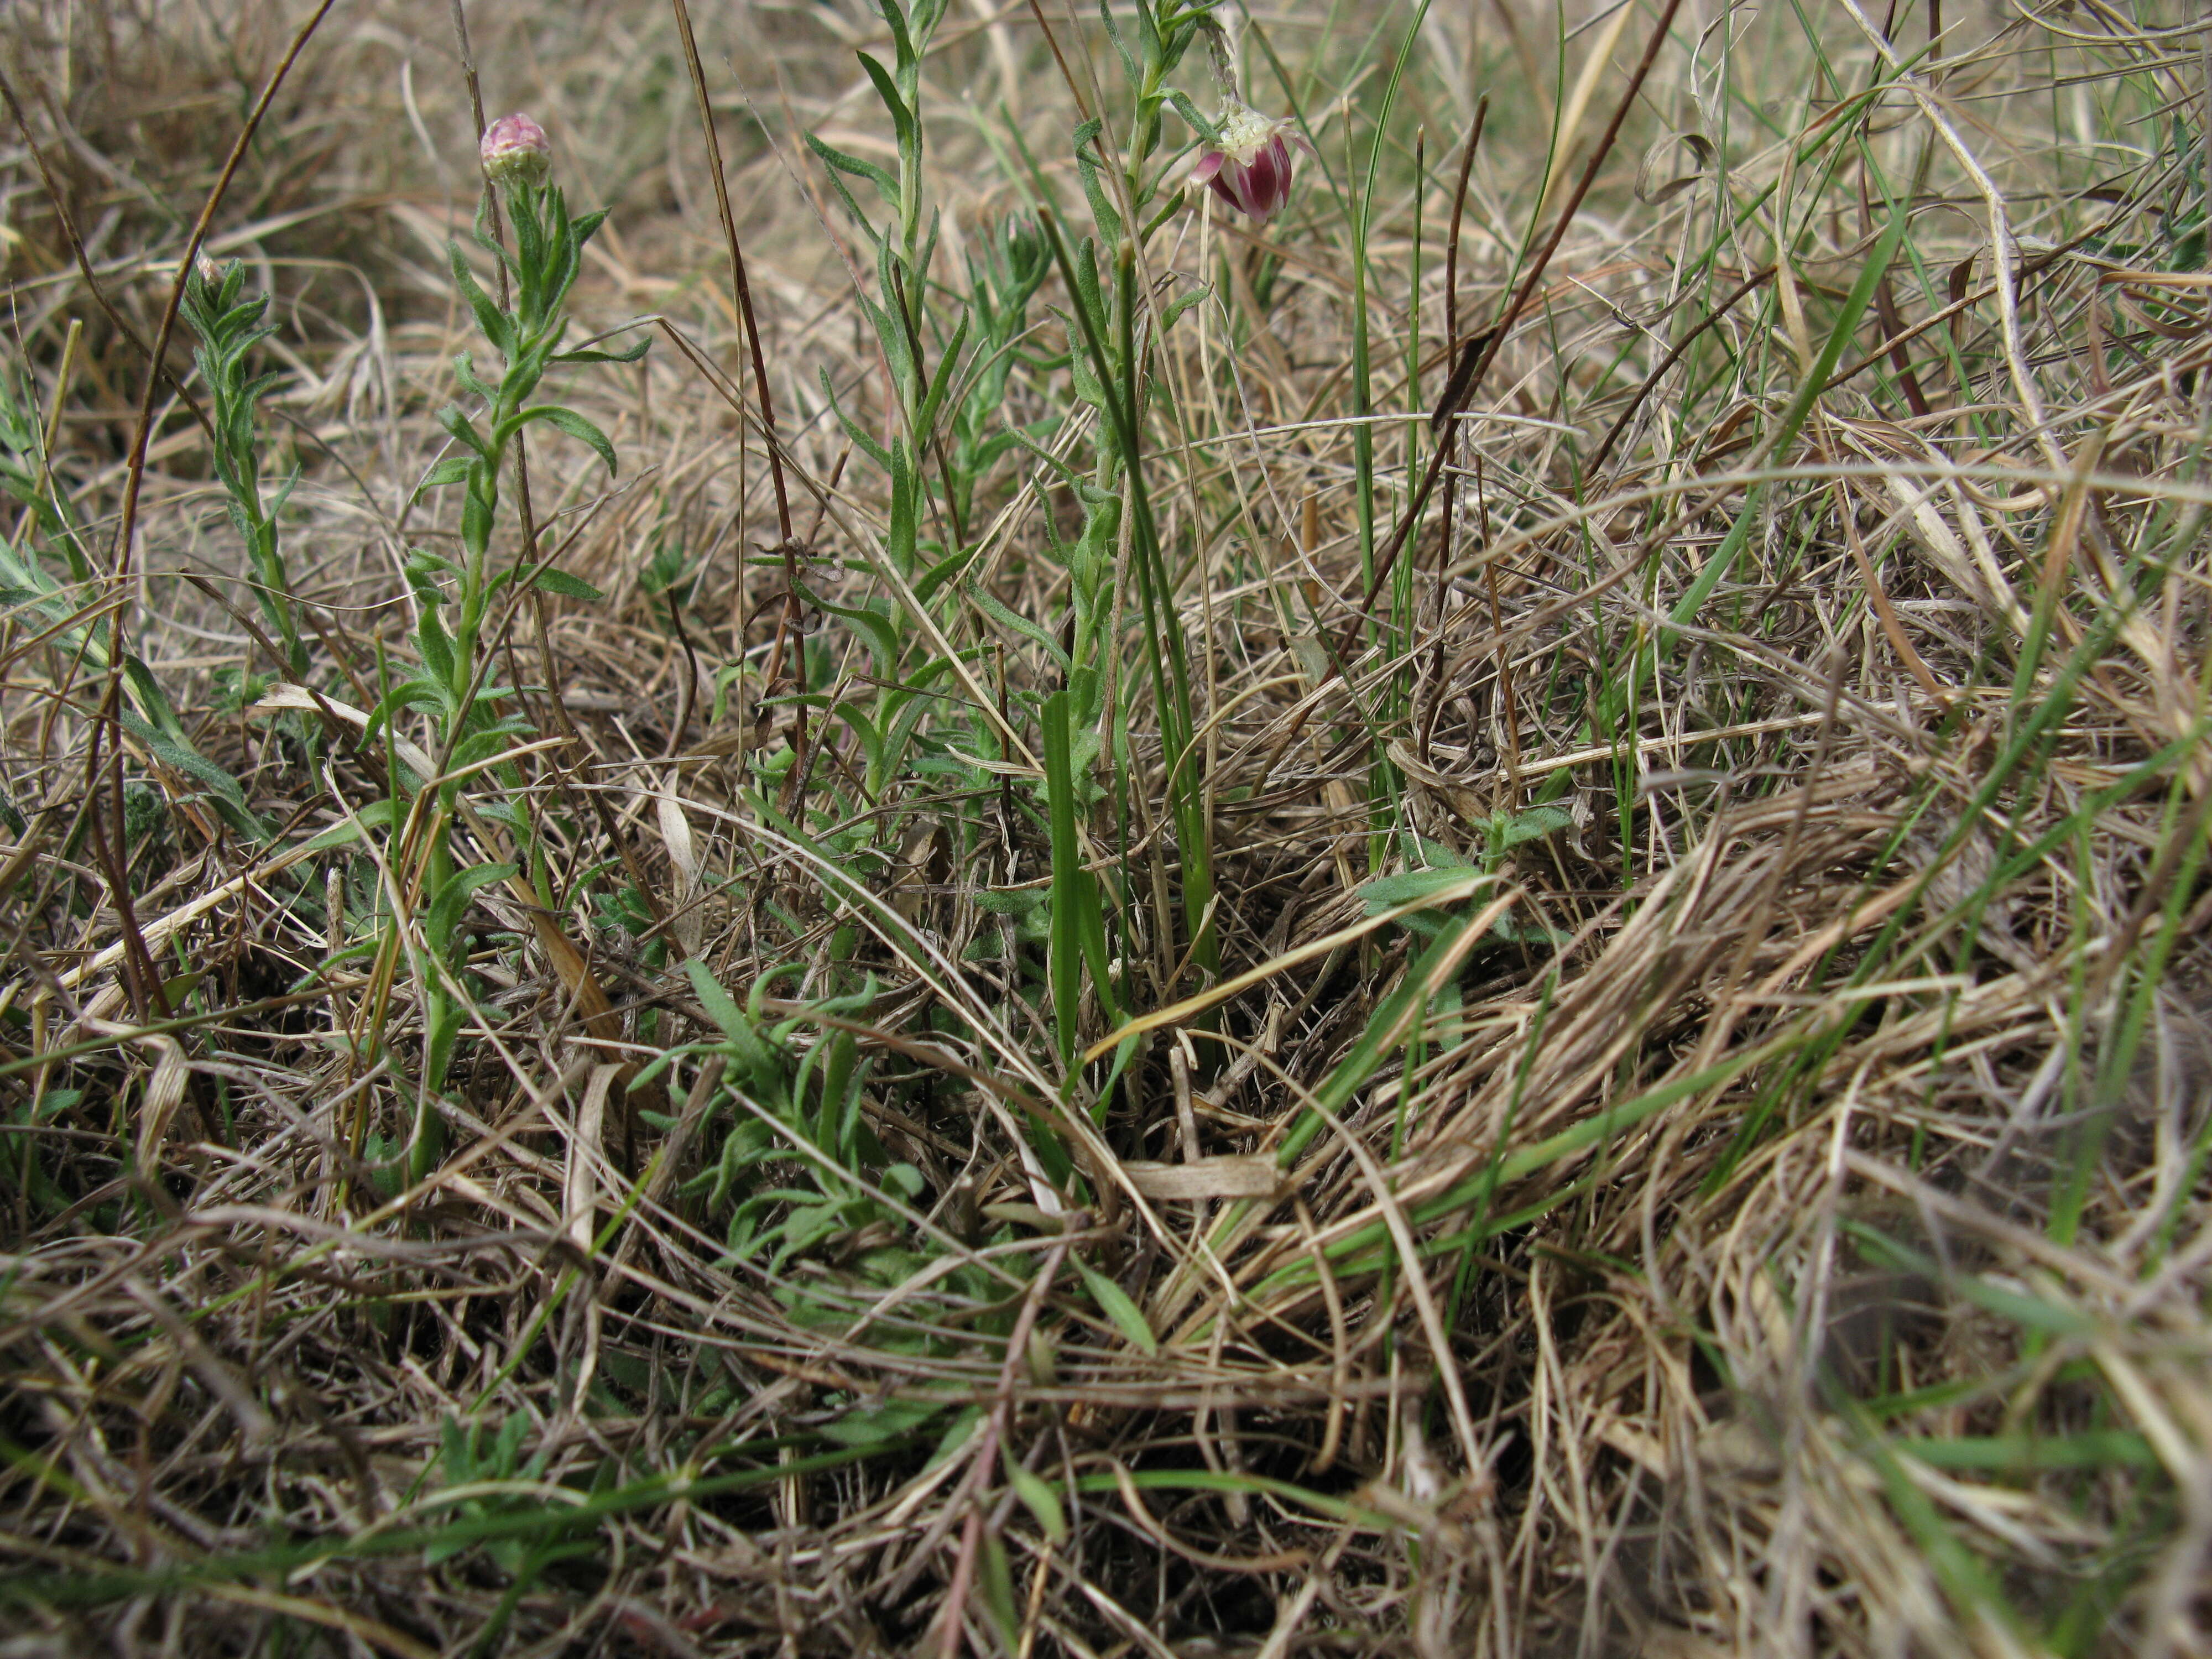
[0,68,213,444]
[1337,0,1687,662]
[661,0,797,554]
[1442,97,1486,361]
[932,1232,1071,1659]
[1580,263,1777,482]
[666,0,808,816]
[84,0,339,1036]
[109,0,342,587]
[1425,102,1485,766]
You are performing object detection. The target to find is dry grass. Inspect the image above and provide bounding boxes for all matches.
[3,0,2211,1653]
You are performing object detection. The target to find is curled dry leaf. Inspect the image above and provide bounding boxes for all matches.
[1634,129,1713,204]
[656,774,704,956]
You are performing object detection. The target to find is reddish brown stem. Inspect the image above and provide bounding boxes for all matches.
[666,0,808,811]
[1337,0,1686,664]
[1442,97,1486,362]
[110,0,341,590]
[1426,103,1486,764]
[0,70,212,444]
[91,0,338,1013]
[1582,264,1776,481]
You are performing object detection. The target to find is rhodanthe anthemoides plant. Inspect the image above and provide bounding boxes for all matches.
[797,0,1279,1123]
[362,112,644,1184]
[181,252,307,681]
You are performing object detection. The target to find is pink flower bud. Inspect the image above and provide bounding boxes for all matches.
[480,113,551,186]
[1190,103,1313,224]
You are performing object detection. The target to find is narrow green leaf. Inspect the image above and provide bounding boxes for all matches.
[446,244,511,352]
[968,585,1070,672]
[686,958,751,1045]
[1075,1259,1156,1355]
[805,131,901,211]
[1005,1459,1068,1543]
[416,455,474,494]
[436,404,489,457]
[1167,91,1218,148]
[855,53,914,151]
[425,861,516,952]
[1360,867,1485,914]
[520,405,618,475]
[299,799,397,853]
[115,711,264,840]
[820,1396,945,1448]
[527,566,605,602]
[1900,1432,2156,1473]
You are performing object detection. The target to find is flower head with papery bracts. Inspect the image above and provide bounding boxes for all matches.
[480,113,552,187]
[1190,102,1313,223]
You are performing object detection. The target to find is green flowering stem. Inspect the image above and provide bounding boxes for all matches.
[1072,0,1219,991]
[382,140,641,1185]
[181,258,305,679]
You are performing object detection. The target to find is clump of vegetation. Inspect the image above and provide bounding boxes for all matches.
[3,1,2210,1653]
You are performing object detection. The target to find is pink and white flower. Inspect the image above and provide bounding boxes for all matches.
[480,113,552,187]
[1190,103,1314,223]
